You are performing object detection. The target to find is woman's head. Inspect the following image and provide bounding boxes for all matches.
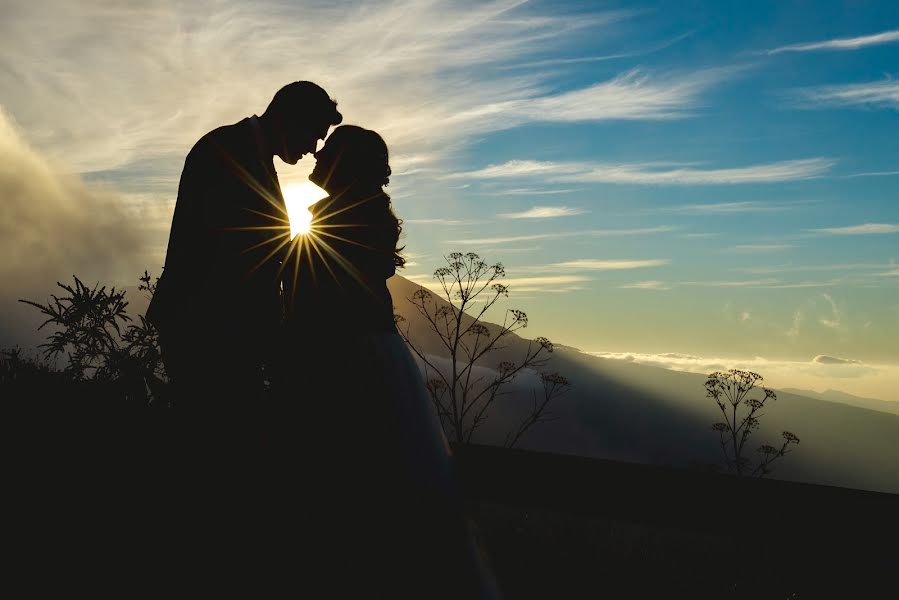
[310,125,391,193]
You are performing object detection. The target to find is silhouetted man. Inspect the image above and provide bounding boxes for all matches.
[148,82,342,409]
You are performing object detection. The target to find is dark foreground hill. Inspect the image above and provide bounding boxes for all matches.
[68,274,899,494]
[6,275,897,598]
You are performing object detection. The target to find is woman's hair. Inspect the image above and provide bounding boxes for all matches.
[328,125,392,187]
[329,125,405,268]
[387,198,406,269]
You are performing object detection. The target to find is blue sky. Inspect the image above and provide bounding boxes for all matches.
[1,0,897,398]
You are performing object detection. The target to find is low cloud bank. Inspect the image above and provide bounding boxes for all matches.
[0,109,149,348]
[813,355,861,365]
[585,350,898,402]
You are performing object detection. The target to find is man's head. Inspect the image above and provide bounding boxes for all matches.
[261,81,343,164]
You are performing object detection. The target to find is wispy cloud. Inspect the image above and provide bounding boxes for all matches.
[453,160,591,179]
[0,1,681,177]
[455,158,834,185]
[511,30,696,69]
[619,280,672,290]
[513,51,644,68]
[399,250,429,268]
[813,355,861,365]
[553,259,670,270]
[762,280,842,289]
[500,275,590,289]
[390,153,442,176]
[765,29,899,54]
[681,279,780,287]
[403,218,478,225]
[787,310,803,339]
[840,170,899,179]
[809,223,899,235]
[819,293,842,329]
[732,262,890,274]
[794,80,899,110]
[448,225,674,246]
[468,67,733,124]
[666,200,801,213]
[512,258,670,275]
[541,159,835,185]
[411,272,590,294]
[724,244,794,253]
[498,206,587,219]
[484,246,543,254]
[486,188,581,196]
[699,278,844,289]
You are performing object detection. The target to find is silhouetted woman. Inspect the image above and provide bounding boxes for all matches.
[277,125,500,599]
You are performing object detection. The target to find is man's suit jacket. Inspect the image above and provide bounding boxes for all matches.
[148,117,287,348]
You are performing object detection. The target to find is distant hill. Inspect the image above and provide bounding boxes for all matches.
[780,387,899,416]
[388,275,899,494]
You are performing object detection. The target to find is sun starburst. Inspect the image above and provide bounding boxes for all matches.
[220,172,385,310]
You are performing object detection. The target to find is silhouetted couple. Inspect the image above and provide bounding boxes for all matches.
[148,82,499,598]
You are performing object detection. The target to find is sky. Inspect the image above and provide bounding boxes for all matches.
[1,0,897,400]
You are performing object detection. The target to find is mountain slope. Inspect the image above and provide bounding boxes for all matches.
[389,276,899,494]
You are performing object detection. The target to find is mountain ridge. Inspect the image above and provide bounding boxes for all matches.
[387,275,899,494]
[780,387,899,416]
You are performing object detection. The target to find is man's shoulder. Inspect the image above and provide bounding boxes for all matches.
[188,118,252,159]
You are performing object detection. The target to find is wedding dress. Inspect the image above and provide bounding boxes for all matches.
[275,189,499,598]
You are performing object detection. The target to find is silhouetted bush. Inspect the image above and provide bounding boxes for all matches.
[14,271,168,405]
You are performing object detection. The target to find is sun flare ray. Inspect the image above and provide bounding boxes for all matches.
[240,230,291,255]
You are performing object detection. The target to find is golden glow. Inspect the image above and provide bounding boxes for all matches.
[224,174,387,310]
[283,181,328,238]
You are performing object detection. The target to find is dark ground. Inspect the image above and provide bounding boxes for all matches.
[455,445,898,600]
[472,501,895,599]
[3,420,896,599]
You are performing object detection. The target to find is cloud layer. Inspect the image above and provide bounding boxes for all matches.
[455,158,834,185]
[498,206,586,219]
[795,80,899,110]
[813,355,860,365]
[765,29,899,54]
[0,108,149,346]
[0,1,717,178]
[666,201,801,213]
[809,223,899,235]
[448,226,674,246]
[585,350,898,401]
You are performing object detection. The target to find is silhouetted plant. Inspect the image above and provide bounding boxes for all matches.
[504,371,570,448]
[396,252,570,446]
[0,346,71,403]
[18,271,167,404]
[1,346,60,383]
[705,369,799,477]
